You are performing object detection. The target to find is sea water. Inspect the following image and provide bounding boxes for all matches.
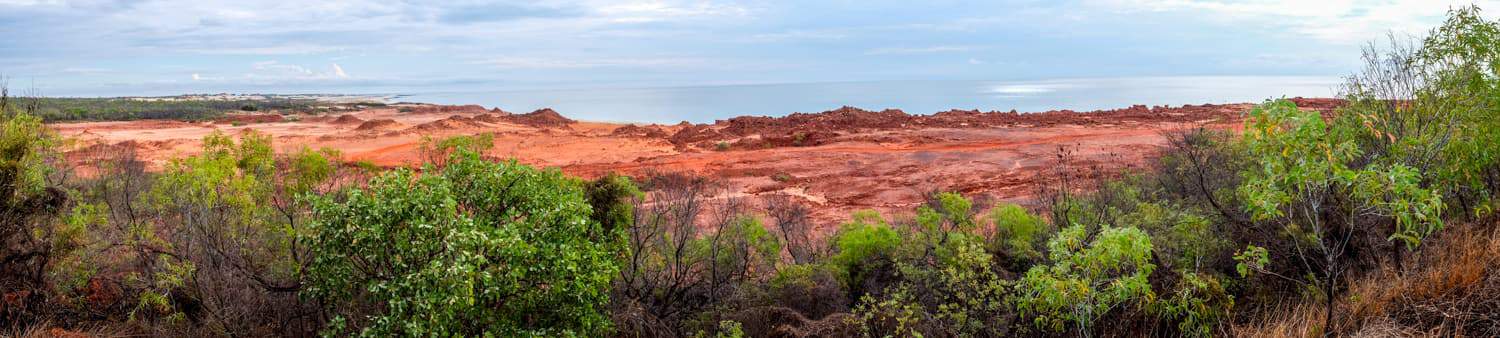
[399,76,1342,124]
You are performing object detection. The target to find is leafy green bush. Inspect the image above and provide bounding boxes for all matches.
[1237,99,1445,329]
[829,210,901,286]
[0,106,69,324]
[1014,224,1156,334]
[693,215,782,283]
[304,150,622,336]
[987,203,1046,265]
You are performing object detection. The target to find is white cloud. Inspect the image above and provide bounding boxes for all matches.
[184,44,346,55]
[865,46,976,55]
[0,0,61,6]
[592,1,749,23]
[748,29,847,42]
[989,83,1070,95]
[60,67,111,74]
[1097,0,1500,44]
[229,60,351,82]
[470,56,710,69]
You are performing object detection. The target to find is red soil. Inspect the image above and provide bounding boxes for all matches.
[506,108,575,128]
[49,100,1343,233]
[401,104,492,114]
[355,119,403,131]
[214,113,284,124]
[331,114,365,124]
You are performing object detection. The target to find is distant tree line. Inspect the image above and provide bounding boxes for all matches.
[3,96,323,122]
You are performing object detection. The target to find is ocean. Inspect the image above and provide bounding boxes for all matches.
[398,76,1343,124]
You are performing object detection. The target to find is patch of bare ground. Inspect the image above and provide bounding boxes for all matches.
[50,100,1342,232]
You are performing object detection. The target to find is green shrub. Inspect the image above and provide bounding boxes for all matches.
[988,203,1046,264]
[583,172,641,235]
[304,150,622,336]
[769,264,847,318]
[829,210,901,284]
[1150,272,1233,337]
[692,215,782,280]
[1014,224,1156,333]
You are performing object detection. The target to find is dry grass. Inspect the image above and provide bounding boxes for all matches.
[1,320,131,338]
[1234,221,1500,337]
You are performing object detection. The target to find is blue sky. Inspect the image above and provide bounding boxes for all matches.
[1,0,1494,96]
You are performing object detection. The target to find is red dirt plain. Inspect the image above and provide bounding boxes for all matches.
[51,98,1342,232]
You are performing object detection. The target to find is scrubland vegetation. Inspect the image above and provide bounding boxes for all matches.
[2,6,1499,338]
[0,93,325,122]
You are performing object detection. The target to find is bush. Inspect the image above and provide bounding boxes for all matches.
[987,203,1046,267]
[0,107,68,325]
[768,264,846,319]
[303,150,622,336]
[829,210,901,287]
[1014,224,1156,334]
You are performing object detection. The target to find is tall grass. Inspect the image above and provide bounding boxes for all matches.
[1235,220,1500,337]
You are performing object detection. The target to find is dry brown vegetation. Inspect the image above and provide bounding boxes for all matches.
[1236,220,1500,337]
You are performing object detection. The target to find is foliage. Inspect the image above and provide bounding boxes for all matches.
[987,203,1046,264]
[829,210,902,285]
[0,100,69,324]
[584,172,641,235]
[693,215,782,286]
[1120,201,1224,272]
[1013,224,1156,334]
[419,133,495,166]
[11,97,321,122]
[851,287,937,338]
[303,150,621,337]
[1150,272,1233,337]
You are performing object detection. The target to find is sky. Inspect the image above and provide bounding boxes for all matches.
[1,0,1495,97]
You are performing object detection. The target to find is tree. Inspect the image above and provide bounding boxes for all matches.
[1236,99,1443,333]
[303,149,622,336]
[143,131,338,335]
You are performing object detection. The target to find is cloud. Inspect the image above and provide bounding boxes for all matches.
[989,83,1070,95]
[183,44,347,56]
[470,56,710,69]
[227,60,352,82]
[5,0,1482,95]
[592,1,749,23]
[864,46,976,55]
[437,3,582,24]
[748,29,847,42]
[1096,0,1500,44]
[60,67,111,74]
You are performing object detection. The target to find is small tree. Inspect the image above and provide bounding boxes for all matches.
[304,149,621,336]
[1236,99,1443,332]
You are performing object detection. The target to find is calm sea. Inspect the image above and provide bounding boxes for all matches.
[398,76,1342,124]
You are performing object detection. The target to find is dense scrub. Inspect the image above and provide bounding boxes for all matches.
[2,6,1498,337]
[0,94,323,122]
